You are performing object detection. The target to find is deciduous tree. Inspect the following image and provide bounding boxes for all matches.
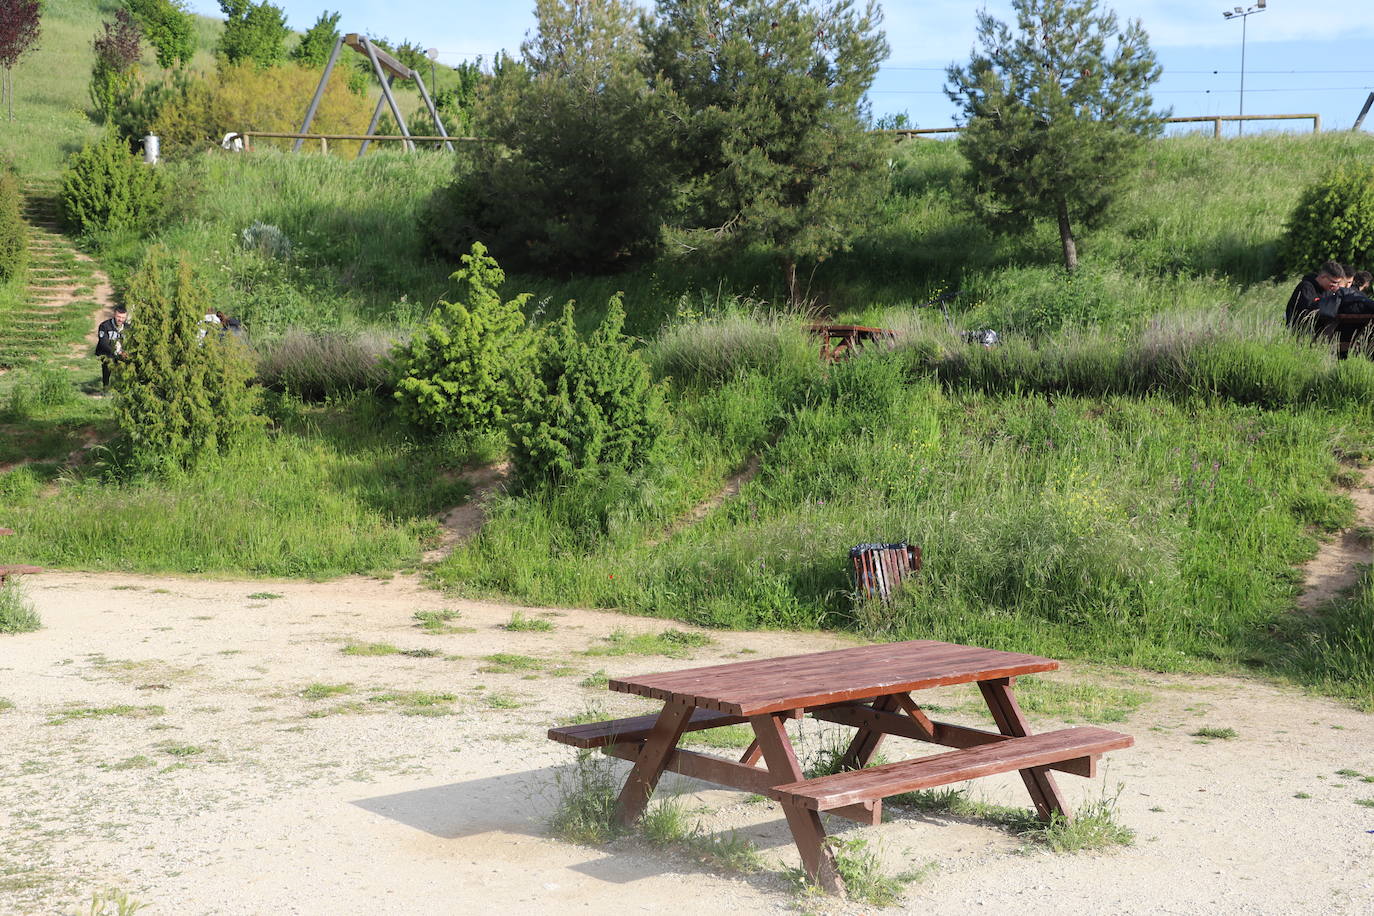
[945,0,1164,273]
[216,0,289,68]
[124,0,194,69]
[91,9,143,121]
[290,10,341,69]
[0,0,41,122]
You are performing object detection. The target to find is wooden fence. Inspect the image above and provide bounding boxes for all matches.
[231,131,492,154]
[878,113,1322,140]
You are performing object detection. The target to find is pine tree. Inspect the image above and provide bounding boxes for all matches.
[114,247,260,474]
[290,11,341,69]
[646,0,889,304]
[945,0,1164,273]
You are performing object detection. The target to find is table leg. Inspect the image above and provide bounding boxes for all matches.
[749,713,845,896]
[978,678,1070,821]
[839,693,902,771]
[613,698,695,827]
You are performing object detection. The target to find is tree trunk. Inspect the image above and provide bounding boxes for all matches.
[1055,196,1078,273]
[784,257,801,307]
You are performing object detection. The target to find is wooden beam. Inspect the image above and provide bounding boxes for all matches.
[343,33,414,80]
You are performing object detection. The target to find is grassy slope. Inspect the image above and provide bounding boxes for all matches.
[0,3,1370,703]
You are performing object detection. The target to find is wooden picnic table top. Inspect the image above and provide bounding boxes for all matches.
[609,640,1058,717]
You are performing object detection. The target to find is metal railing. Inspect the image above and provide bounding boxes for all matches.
[878,112,1322,140]
[231,131,493,154]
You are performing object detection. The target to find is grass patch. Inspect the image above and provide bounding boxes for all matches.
[45,704,165,726]
[683,724,756,750]
[0,580,41,634]
[1191,726,1238,740]
[247,592,283,600]
[0,697,13,713]
[1335,768,1363,778]
[565,702,609,725]
[413,609,467,634]
[548,750,622,845]
[99,755,156,771]
[889,786,1041,832]
[483,693,523,709]
[580,669,610,688]
[826,836,907,906]
[502,610,555,632]
[480,653,546,673]
[79,887,148,916]
[341,642,401,656]
[584,629,714,659]
[158,743,205,757]
[1355,798,1374,809]
[1013,676,1152,724]
[368,690,458,716]
[300,682,353,700]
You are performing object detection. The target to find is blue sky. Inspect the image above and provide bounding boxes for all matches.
[183,1,1374,132]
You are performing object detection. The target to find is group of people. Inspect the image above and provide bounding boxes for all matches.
[93,305,246,389]
[1284,260,1374,327]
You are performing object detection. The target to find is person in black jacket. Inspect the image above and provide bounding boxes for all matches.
[1285,261,1348,327]
[94,304,129,389]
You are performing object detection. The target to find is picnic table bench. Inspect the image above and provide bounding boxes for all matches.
[0,564,43,585]
[806,323,898,362]
[550,640,1132,895]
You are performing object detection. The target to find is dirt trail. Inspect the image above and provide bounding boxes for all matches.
[1,570,1371,915]
[422,461,511,562]
[650,454,763,546]
[1298,465,1374,611]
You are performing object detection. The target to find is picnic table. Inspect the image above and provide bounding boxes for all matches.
[549,640,1132,895]
[806,323,898,362]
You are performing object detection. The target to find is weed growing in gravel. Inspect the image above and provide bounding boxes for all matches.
[827,836,908,906]
[890,786,1040,832]
[80,887,147,915]
[1335,768,1363,778]
[1013,676,1152,724]
[479,653,545,673]
[548,750,622,845]
[1021,787,1135,853]
[1294,792,1312,799]
[45,705,165,726]
[413,609,468,634]
[369,690,458,716]
[566,702,608,725]
[580,670,609,688]
[1356,798,1374,808]
[483,693,523,709]
[683,724,756,749]
[1191,726,1238,740]
[640,796,692,847]
[247,592,283,600]
[341,642,400,656]
[0,697,13,713]
[0,580,41,634]
[100,756,155,771]
[584,629,713,659]
[301,683,353,700]
[503,611,554,632]
[158,743,205,757]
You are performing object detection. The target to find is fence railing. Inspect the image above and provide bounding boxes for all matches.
[878,113,1322,140]
[231,131,493,154]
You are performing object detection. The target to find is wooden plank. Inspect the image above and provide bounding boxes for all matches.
[774,727,1132,811]
[610,640,1059,716]
[342,33,413,80]
[613,699,694,827]
[548,708,743,749]
[979,679,1070,821]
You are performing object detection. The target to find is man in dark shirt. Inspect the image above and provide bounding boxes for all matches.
[1285,260,1347,327]
[94,304,128,389]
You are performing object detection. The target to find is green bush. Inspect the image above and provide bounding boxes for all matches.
[60,132,166,236]
[389,242,534,436]
[1281,164,1374,274]
[0,167,26,283]
[114,246,262,473]
[510,297,666,483]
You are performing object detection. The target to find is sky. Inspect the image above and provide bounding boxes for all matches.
[183,1,1374,134]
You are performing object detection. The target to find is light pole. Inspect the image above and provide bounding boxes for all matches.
[1222,1,1267,135]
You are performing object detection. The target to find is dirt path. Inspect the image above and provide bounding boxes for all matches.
[422,462,511,563]
[1298,465,1374,611]
[1,571,1371,915]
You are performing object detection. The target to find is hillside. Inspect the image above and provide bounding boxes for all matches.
[0,0,1371,713]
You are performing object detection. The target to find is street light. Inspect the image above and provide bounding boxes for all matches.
[1222,0,1267,135]
[426,47,438,95]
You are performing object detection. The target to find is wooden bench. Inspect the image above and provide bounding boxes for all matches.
[0,564,43,585]
[549,708,746,749]
[772,726,1132,814]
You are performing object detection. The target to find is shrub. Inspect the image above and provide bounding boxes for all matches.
[90,9,142,122]
[3,367,77,420]
[390,242,534,436]
[255,329,395,400]
[124,0,195,69]
[1282,164,1374,274]
[510,297,666,484]
[0,166,25,282]
[113,246,262,473]
[0,579,41,634]
[60,132,166,236]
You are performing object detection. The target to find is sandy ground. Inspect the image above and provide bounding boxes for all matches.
[1,571,1372,916]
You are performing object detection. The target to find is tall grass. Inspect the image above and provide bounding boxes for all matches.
[254,328,399,399]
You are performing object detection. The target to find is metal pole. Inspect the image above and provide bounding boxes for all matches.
[1239,14,1247,135]
[413,74,454,152]
[362,37,414,151]
[357,83,391,159]
[295,35,346,152]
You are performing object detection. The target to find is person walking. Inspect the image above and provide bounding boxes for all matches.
[94,304,129,390]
